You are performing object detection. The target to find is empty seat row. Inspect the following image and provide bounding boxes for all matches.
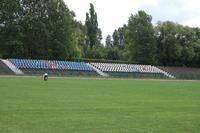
[9,59,95,71]
[90,62,164,74]
[8,59,169,76]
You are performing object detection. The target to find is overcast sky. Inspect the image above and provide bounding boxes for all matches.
[64,0,200,41]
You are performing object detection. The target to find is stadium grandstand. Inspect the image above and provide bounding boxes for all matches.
[7,59,98,77]
[1,58,200,79]
[0,58,175,79]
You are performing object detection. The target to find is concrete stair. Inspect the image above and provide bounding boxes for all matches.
[87,63,109,77]
[1,59,24,75]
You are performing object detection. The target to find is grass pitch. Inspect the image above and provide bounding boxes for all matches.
[0,77,200,133]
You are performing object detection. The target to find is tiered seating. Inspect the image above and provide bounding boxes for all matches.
[9,59,95,71]
[90,63,164,74]
[133,65,165,74]
[6,59,174,78]
[91,63,131,72]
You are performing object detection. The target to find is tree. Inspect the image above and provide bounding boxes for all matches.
[0,0,24,58]
[193,41,200,67]
[105,35,113,46]
[104,46,120,60]
[155,21,181,66]
[178,25,196,66]
[46,0,76,59]
[193,28,200,66]
[83,45,105,59]
[97,28,102,44]
[155,21,197,66]
[112,30,119,46]
[118,25,127,47]
[127,11,157,64]
[0,0,79,59]
[85,3,101,47]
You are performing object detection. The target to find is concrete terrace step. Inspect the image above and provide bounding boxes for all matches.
[1,59,24,75]
[87,63,109,77]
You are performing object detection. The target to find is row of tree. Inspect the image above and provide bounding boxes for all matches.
[0,1,200,67]
[0,0,82,59]
[105,11,200,67]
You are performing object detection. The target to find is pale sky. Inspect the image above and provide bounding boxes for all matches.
[64,0,200,41]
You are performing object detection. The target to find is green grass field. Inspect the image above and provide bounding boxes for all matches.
[0,77,200,133]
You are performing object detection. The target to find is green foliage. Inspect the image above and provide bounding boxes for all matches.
[155,21,181,65]
[193,41,200,67]
[112,30,119,46]
[0,0,23,58]
[85,3,102,47]
[104,46,120,60]
[112,26,128,47]
[83,45,104,59]
[1,2,200,67]
[155,21,199,66]
[105,35,113,47]
[127,11,157,64]
[0,0,79,59]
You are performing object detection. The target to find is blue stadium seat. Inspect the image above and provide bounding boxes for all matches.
[9,59,95,72]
